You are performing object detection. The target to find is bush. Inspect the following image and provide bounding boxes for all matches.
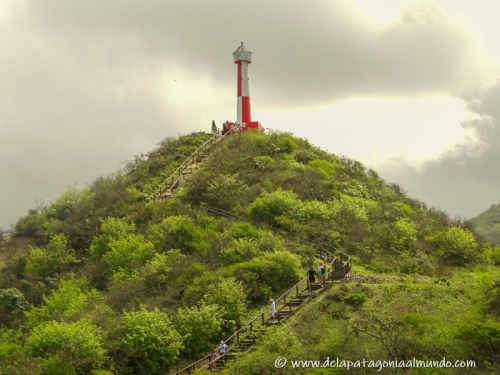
[0,288,28,312]
[141,250,187,291]
[102,234,156,276]
[435,227,479,266]
[148,216,210,255]
[119,306,182,374]
[229,222,260,240]
[202,277,247,324]
[391,218,417,252]
[234,251,302,300]
[14,210,47,237]
[344,290,367,307]
[24,278,98,328]
[205,175,249,210]
[248,189,301,225]
[175,304,224,358]
[89,217,136,259]
[220,238,263,264]
[25,235,80,280]
[457,320,500,366]
[27,319,107,373]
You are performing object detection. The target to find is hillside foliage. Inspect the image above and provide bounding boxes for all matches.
[472,203,500,246]
[0,131,498,374]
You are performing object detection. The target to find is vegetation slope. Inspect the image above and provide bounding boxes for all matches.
[472,203,500,246]
[0,131,499,375]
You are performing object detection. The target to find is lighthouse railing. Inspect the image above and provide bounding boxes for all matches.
[156,127,234,200]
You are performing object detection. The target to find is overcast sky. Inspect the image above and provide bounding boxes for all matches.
[1,0,500,228]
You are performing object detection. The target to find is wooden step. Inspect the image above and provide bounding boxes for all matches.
[239,339,256,344]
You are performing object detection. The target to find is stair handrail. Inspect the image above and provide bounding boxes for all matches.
[177,250,339,375]
[156,134,218,198]
[157,128,235,200]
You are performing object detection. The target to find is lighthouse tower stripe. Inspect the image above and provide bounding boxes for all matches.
[237,62,242,97]
[237,96,242,124]
[240,61,250,97]
[237,61,251,124]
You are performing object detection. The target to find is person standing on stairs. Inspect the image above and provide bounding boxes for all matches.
[242,122,246,131]
[269,299,277,321]
[317,267,324,287]
[218,341,228,362]
[307,267,317,289]
[223,122,228,135]
[321,263,326,285]
[212,120,217,134]
[208,349,218,372]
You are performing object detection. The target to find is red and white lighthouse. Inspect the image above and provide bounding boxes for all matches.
[233,41,264,131]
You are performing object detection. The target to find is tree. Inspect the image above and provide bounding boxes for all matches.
[175,304,224,358]
[119,306,182,374]
[202,277,247,325]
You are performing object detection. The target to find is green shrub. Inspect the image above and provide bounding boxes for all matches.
[344,290,367,307]
[205,175,249,209]
[234,251,302,300]
[248,189,301,225]
[28,319,107,373]
[220,238,263,264]
[102,234,156,275]
[14,210,47,237]
[253,155,274,170]
[391,218,417,252]
[24,278,97,328]
[141,250,186,290]
[175,304,224,358]
[229,222,260,240]
[307,159,337,178]
[202,277,247,324]
[25,235,80,279]
[0,288,28,312]
[457,320,500,366]
[148,216,210,255]
[278,135,297,153]
[436,227,480,266]
[89,217,136,258]
[119,306,182,374]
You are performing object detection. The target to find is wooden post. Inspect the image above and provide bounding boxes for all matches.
[296,286,299,297]
[237,332,240,345]
[284,295,287,309]
[250,321,253,333]
[277,312,281,325]
[262,312,265,326]
[340,253,343,263]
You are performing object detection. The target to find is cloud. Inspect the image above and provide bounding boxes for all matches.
[0,0,498,227]
[375,80,500,218]
[26,0,497,106]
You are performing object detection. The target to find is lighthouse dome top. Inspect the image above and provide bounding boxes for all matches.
[233,41,252,63]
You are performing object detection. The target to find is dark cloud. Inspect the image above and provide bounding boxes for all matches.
[376,81,500,219]
[0,0,497,227]
[27,0,491,105]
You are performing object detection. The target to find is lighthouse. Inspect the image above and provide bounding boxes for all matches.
[233,41,264,131]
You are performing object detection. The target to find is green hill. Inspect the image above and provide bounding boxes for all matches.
[472,203,500,246]
[0,131,499,374]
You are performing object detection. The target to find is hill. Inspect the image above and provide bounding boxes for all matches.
[472,203,500,246]
[0,130,499,375]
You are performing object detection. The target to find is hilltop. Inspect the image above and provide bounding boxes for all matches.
[472,203,500,246]
[0,131,499,375]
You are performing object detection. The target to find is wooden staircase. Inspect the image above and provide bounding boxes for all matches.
[154,129,354,374]
[156,129,233,201]
[176,251,353,374]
